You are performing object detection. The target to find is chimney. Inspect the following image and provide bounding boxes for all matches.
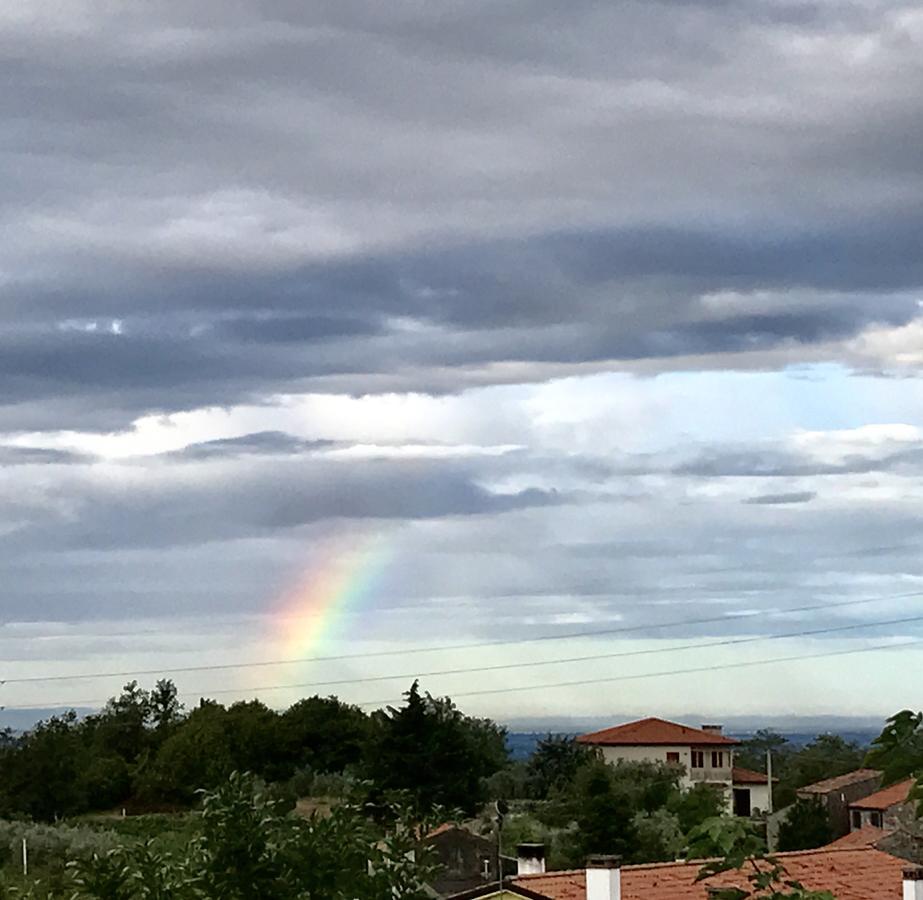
[586,855,621,900]
[904,865,923,900]
[701,724,723,735]
[517,843,546,876]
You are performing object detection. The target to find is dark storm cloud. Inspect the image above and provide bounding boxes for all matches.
[2,455,561,553]
[0,0,921,425]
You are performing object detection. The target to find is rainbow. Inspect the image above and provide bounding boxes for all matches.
[271,532,392,657]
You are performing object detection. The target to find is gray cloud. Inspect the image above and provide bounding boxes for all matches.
[3,1,923,714]
[0,1,921,426]
[743,490,817,505]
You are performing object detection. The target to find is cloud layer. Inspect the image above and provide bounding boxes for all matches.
[2,1,923,718]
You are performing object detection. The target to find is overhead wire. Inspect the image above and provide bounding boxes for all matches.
[4,589,922,687]
[4,608,923,710]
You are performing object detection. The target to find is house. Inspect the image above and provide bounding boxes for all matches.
[446,846,923,900]
[423,823,504,897]
[849,779,916,832]
[795,768,882,838]
[576,717,772,816]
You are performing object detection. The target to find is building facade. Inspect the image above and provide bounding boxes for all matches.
[576,717,772,816]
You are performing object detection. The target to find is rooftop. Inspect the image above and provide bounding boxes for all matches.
[797,768,881,795]
[824,824,891,850]
[508,847,908,900]
[850,778,915,811]
[732,765,776,784]
[576,717,739,747]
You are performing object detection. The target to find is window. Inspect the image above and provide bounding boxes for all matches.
[870,812,882,828]
[851,810,862,829]
[666,752,680,764]
[711,751,724,768]
[691,750,705,768]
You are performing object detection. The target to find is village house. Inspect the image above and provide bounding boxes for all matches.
[447,845,923,900]
[849,778,916,831]
[576,717,773,816]
[794,768,883,838]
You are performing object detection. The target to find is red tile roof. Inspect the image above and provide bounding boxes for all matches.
[850,778,915,811]
[798,768,881,795]
[577,717,738,747]
[732,765,776,784]
[825,825,891,850]
[510,847,907,900]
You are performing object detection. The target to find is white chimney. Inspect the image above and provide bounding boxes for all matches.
[517,843,546,876]
[586,855,621,900]
[904,865,923,900]
[701,724,723,735]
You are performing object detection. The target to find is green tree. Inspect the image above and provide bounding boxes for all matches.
[0,712,84,820]
[669,782,727,834]
[569,759,640,861]
[775,735,865,808]
[776,798,831,851]
[279,695,370,776]
[363,682,507,814]
[865,710,923,814]
[735,730,791,775]
[526,734,592,798]
[68,773,435,900]
[137,702,236,804]
[632,808,685,862]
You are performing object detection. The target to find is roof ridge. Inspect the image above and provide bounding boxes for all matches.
[514,845,894,880]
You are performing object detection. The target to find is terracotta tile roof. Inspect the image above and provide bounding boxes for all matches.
[732,765,776,784]
[798,768,881,795]
[850,778,915,811]
[510,847,907,900]
[825,824,891,849]
[577,717,739,747]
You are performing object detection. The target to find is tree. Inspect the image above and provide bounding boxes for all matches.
[526,734,593,798]
[735,730,791,775]
[632,808,685,862]
[865,709,923,814]
[568,759,640,861]
[279,695,370,776]
[0,712,84,821]
[689,817,835,900]
[775,735,865,809]
[669,782,727,834]
[777,798,831,851]
[363,682,508,814]
[68,773,436,900]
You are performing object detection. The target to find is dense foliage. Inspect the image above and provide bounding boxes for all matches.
[0,681,506,822]
[865,709,923,814]
[734,731,866,809]
[0,773,434,899]
[776,798,830,852]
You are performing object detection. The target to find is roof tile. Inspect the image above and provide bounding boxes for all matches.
[513,847,907,900]
[577,717,738,747]
[850,779,915,811]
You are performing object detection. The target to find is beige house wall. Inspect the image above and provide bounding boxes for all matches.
[596,744,734,811]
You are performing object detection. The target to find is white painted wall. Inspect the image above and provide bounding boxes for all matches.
[596,744,734,811]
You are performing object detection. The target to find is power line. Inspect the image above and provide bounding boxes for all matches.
[355,636,923,706]
[5,612,923,711]
[3,590,920,687]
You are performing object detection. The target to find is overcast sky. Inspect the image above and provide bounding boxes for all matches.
[3,0,923,725]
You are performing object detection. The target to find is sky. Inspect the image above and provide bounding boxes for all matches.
[3,0,923,725]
